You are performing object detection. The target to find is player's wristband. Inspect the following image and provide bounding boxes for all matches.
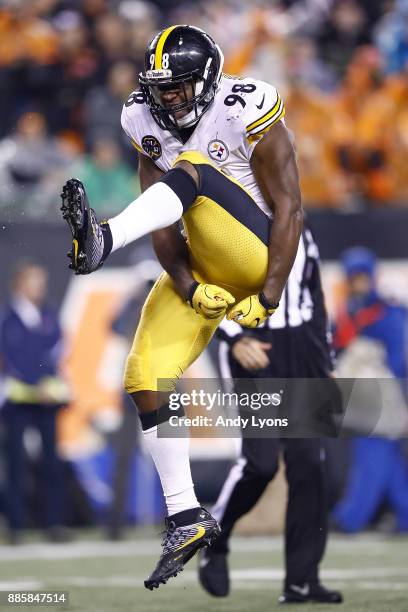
[258,291,280,312]
[187,281,200,307]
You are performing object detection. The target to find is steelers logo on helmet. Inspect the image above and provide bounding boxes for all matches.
[208,139,229,162]
[142,135,162,160]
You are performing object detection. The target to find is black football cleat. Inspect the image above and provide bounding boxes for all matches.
[144,508,220,591]
[198,548,230,597]
[60,178,108,274]
[279,583,343,604]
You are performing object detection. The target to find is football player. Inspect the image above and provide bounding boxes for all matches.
[61,25,303,590]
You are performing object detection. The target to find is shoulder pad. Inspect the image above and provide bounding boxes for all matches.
[121,90,150,154]
[242,79,285,144]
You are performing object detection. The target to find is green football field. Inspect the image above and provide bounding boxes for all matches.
[0,531,407,611]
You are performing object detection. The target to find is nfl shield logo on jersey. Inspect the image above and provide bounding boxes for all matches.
[208,139,229,162]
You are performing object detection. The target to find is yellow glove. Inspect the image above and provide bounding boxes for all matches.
[188,282,235,319]
[227,292,279,328]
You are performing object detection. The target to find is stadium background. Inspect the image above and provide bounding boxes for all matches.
[0,0,408,610]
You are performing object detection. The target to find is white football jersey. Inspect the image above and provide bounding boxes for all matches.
[121,75,285,217]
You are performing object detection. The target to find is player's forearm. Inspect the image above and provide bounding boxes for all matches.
[152,225,195,299]
[251,122,303,305]
[263,204,303,304]
[139,153,164,192]
[146,159,197,299]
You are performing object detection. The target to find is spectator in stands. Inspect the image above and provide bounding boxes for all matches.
[332,247,408,532]
[220,8,287,89]
[374,0,408,75]
[81,0,109,27]
[0,260,71,544]
[382,61,408,202]
[316,0,370,77]
[285,76,349,207]
[53,10,101,132]
[330,46,395,206]
[94,13,130,69]
[73,137,139,215]
[84,61,137,149]
[119,0,159,62]
[286,36,337,93]
[0,1,60,136]
[0,111,69,216]
[0,1,58,69]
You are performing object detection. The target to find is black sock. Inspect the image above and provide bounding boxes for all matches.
[167,506,202,527]
[101,223,113,261]
[139,403,185,431]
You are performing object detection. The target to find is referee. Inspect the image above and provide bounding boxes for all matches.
[198,227,343,605]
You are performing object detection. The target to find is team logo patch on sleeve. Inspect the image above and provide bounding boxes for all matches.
[142,135,162,160]
[207,139,229,162]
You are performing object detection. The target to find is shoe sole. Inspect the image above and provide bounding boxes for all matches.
[60,178,89,274]
[144,528,220,591]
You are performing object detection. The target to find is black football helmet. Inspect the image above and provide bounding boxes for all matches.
[139,25,224,131]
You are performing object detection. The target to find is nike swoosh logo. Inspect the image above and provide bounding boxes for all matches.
[256,94,265,110]
[176,525,206,551]
[290,584,310,596]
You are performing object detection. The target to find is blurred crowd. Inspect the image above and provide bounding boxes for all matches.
[0,0,408,219]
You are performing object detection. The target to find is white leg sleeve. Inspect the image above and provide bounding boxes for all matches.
[108,182,184,253]
[142,426,199,516]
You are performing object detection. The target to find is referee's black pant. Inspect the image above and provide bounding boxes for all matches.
[212,322,330,588]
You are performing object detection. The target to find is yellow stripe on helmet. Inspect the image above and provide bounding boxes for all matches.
[155,25,178,69]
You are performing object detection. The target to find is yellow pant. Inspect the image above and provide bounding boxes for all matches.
[124,272,222,392]
[124,150,269,393]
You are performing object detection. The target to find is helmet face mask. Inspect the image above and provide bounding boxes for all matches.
[139,25,223,132]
